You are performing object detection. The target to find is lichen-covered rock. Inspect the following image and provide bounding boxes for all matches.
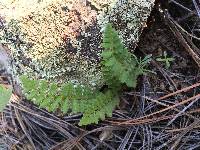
[0,0,155,88]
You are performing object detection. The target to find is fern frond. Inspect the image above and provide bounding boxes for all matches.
[79,91,119,126]
[20,76,119,125]
[20,76,90,112]
[101,23,150,88]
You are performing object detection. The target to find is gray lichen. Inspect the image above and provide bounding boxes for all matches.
[0,0,155,88]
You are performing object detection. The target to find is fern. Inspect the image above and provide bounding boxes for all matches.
[101,23,150,89]
[20,76,119,126]
[0,85,12,112]
[19,23,150,125]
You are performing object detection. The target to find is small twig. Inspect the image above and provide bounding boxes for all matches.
[193,0,200,18]
[169,0,193,13]
[110,93,200,125]
[165,11,200,67]
[14,108,36,150]
[158,82,200,100]
[167,97,199,126]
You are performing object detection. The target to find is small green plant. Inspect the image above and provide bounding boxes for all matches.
[101,24,151,89]
[20,76,119,125]
[0,85,12,112]
[20,23,151,125]
[156,51,175,69]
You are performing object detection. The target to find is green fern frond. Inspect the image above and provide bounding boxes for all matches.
[20,75,119,125]
[79,90,119,126]
[101,23,150,88]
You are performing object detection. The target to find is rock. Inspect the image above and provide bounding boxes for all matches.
[0,0,155,88]
[0,44,10,71]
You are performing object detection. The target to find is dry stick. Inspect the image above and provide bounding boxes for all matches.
[10,103,85,149]
[113,81,200,125]
[61,137,86,150]
[50,126,121,150]
[167,97,199,126]
[14,108,36,150]
[151,60,178,90]
[8,105,18,133]
[137,95,200,122]
[108,114,175,126]
[169,0,193,13]
[11,101,82,131]
[165,12,200,67]
[145,106,200,133]
[170,118,200,150]
[123,115,174,125]
[49,136,84,150]
[0,112,11,144]
[158,82,200,100]
[193,0,200,18]
[169,13,200,57]
[166,107,200,133]
[177,12,195,23]
[170,16,200,41]
[167,124,200,133]
[114,93,200,125]
[184,32,200,56]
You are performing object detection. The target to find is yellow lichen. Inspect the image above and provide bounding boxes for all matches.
[0,0,155,88]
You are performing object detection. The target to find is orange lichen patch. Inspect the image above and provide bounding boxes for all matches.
[17,0,97,60]
[62,3,97,41]
[0,0,63,21]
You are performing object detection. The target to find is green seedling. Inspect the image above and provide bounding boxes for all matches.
[156,51,175,69]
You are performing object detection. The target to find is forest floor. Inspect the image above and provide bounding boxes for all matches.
[1,0,200,149]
